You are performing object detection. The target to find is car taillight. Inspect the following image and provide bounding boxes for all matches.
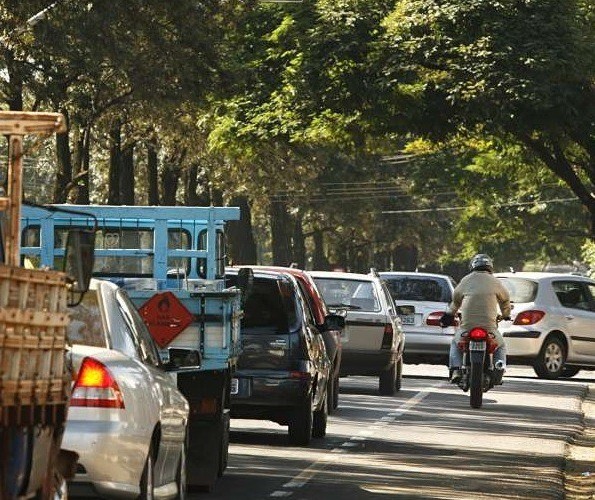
[426,311,459,327]
[469,328,488,340]
[70,357,125,409]
[381,324,394,349]
[513,310,545,326]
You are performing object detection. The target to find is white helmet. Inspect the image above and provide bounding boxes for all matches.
[470,253,494,272]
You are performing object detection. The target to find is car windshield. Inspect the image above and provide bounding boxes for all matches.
[382,276,451,302]
[313,278,380,312]
[67,289,107,348]
[498,277,538,303]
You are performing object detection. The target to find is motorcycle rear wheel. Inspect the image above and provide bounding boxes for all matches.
[469,362,484,409]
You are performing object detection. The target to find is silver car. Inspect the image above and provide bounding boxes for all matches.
[62,279,191,498]
[309,271,405,395]
[496,272,595,379]
[379,271,457,365]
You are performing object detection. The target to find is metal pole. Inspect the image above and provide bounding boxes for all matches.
[6,135,23,267]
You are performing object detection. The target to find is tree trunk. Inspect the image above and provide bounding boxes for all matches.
[53,110,72,203]
[312,229,330,270]
[292,213,306,269]
[5,51,23,111]
[160,162,181,205]
[147,141,159,205]
[227,195,257,265]
[270,201,293,266]
[73,125,91,204]
[120,142,135,205]
[184,164,200,206]
[108,121,122,205]
[392,245,419,271]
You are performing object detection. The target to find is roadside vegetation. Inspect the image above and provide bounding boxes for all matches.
[1,0,593,277]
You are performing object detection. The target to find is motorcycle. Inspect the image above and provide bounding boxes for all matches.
[455,326,504,409]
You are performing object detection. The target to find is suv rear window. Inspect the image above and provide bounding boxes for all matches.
[382,276,451,302]
[228,275,298,332]
[498,277,538,303]
[67,290,107,348]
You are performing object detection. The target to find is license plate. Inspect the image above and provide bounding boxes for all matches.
[230,378,239,395]
[469,341,486,351]
[399,315,415,325]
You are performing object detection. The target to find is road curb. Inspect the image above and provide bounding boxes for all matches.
[565,383,595,499]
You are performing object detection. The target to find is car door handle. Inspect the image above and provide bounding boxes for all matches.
[565,315,574,320]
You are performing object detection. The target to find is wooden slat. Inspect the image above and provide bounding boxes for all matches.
[0,111,66,135]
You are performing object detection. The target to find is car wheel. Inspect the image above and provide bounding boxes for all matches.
[332,375,339,410]
[395,356,403,392]
[140,444,155,500]
[288,394,313,446]
[561,366,581,378]
[175,436,187,499]
[312,394,328,439]
[379,360,397,396]
[534,336,566,379]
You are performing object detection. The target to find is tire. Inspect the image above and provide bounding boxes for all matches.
[326,378,334,415]
[312,394,328,439]
[561,366,581,378]
[175,437,187,500]
[379,360,397,396]
[332,375,339,410]
[140,443,155,500]
[469,362,484,409]
[288,394,313,446]
[534,337,566,379]
[395,356,403,392]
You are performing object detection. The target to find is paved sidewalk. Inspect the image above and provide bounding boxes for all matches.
[566,384,595,499]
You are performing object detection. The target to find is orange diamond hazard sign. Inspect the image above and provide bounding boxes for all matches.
[138,292,193,348]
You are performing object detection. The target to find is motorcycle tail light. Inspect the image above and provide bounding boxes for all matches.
[381,323,394,349]
[513,310,545,325]
[469,328,488,340]
[70,357,125,409]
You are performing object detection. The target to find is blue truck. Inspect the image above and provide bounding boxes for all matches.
[21,204,244,491]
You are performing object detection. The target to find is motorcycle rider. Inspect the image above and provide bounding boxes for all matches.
[441,254,511,384]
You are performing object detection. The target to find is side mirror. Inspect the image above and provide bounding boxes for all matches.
[323,313,345,331]
[63,228,95,307]
[165,348,201,371]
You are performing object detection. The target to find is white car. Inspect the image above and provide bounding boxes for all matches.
[379,271,457,365]
[496,272,595,379]
[309,271,405,395]
[63,279,192,498]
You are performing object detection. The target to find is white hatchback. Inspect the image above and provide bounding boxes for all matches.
[379,272,457,365]
[495,272,595,379]
[63,279,191,498]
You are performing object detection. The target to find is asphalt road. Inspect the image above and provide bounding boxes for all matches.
[204,365,594,500]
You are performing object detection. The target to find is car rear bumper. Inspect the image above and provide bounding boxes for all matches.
[402,331,453,364]
[61,419,149,498]
[501,328,543,357]
[230,373,311,407]
[339,350,396,376]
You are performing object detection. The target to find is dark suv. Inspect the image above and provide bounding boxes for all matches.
[236,266,344,412]
[225,269,333,445]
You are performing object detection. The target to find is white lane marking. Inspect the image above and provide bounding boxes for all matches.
[270,491,292,497]
[274,381,443,495]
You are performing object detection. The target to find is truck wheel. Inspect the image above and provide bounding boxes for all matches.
[140,444,155,500]
[332,375,339,410]
[534,337,566,379]
[379,361,397,396]
[312,395,328,439]
[175,437,187,499]
[288,395,313,446]
[326,378,334,415]
[395,357,403,392]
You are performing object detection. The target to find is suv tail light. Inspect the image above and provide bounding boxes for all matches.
[513,310,545,326]
[426,311,459,327]
[70,357,125,409]
[381,324,394,349]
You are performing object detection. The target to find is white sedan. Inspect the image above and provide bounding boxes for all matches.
[62,279,192,498]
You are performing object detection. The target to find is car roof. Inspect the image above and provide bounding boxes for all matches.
[379,271,454,280]
[308,270,375,281]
